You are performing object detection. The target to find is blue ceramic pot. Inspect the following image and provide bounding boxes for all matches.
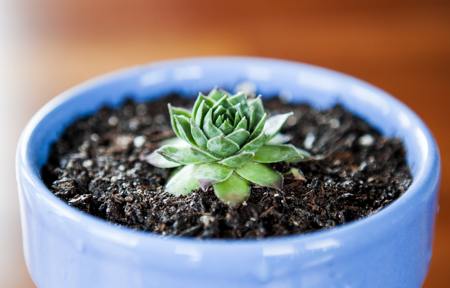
[16,57,440,288]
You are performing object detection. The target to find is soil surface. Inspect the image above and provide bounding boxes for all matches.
[42,94,412,239]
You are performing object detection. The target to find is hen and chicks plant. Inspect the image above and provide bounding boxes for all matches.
[148,89,309,205]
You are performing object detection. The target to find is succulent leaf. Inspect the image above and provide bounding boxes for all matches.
[240,132,267,153]
[157,145,218,164]
[168,104,182,138]
[208,88,224,102]
[226,129,250,146]
[214,105,227,116]
[165,165,200,196]
[169,105,191,118]
[174,115,195,144]
[213,172,250,206]
[146,151,182,168]
[218,152,254,168]
[263,112,293,138]
[249,113,267,140]
[268,133,292,144]
[195,163,233,190]
[219,119,234,134]
[158,137,188,147]
[227,92,247,106]
[212,94,229,109]
[203,109,223,138]
[193,99,206,127]
[190,119,208,148]
[249,97,265,130]
[207,135,240,157]
[215,114,224,126]
[236,161,283,189]
[234,116,248,130]
[253,144,310,163]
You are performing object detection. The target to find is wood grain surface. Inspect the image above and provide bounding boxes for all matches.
[7,0,449,286]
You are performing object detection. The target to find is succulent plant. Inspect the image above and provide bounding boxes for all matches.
[148,89,310,205]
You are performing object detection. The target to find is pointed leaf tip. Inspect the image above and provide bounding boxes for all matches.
[236,161,283,190]
[158,145,218,165]
[264,112,294,138]
[207,135,240,158]
[219,152,254,168]
[254,144,310,163]
[165,165,200,196]
[249,97,265,130]
[146,150,181,168]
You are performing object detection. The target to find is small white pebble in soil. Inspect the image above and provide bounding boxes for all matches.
[108,116,119,126]
[82,159,93,168]
[358,162,367,171]
[303,132,316,150]
[90,133,100,142]
[199,215,215,226]
[115,135,133,148]
[129,119,139,130]
[133,136,146,148]
[329,118,340,129]
[358,134,374,146]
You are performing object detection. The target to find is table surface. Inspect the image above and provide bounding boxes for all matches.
[2,0,449,287]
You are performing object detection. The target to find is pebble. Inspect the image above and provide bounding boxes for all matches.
[303,132,316,149]
[115,135,133,148]
[133,136,146,148]
[199,215,215,226]
[129,119,139,130]
[82,159,93,168]
[90,133,100,142]
[329,118,340,128]
[108,116,119,126]
[358,134,374,146]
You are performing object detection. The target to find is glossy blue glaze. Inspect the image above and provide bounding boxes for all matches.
[16,57,440,288]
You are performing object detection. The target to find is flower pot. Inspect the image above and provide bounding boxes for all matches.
[16,57,440,288]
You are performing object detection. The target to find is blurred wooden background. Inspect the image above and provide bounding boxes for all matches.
[3,0,449,286]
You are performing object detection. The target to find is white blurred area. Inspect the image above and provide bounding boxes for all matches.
[0,0,34,286]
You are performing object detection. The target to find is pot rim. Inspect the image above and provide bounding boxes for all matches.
[16,56,441,249]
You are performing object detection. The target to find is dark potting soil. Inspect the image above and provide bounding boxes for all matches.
[42,94,412,239]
